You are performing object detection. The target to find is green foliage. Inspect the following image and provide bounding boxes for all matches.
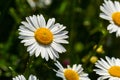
[0,0,120,80]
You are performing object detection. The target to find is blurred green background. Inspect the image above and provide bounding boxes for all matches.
[0,0,120,80]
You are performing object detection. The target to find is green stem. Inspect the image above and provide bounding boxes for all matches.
[24,56,34,78]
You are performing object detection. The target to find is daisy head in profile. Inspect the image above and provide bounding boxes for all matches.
[12,74,38,80]
[53,61,90,80]
[18,14,68,61]
[94,56,120,80]
[100,0,120,37]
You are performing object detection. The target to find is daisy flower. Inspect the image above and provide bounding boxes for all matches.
[27,0,52,9]
[12,74,38,80]
[53,61,90,80]
[94,56,120,80]
[18,14,68,61]
[100,0,120,37]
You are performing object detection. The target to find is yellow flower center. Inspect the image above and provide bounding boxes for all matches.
[108,66,120,78]
[64,69,79,80]
[112,12,120,26]
[34,27,53,45]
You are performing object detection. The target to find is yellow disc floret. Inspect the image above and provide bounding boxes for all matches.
[64,69,79,80]
[108,66,120,78]
[34,27,53,45]
[112,12,120,26]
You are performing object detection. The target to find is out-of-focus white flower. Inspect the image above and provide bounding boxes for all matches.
[12,74,38,80]
[27,0,52,9]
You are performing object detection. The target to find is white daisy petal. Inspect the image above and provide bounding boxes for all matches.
[107,24,118,33]
[19,31,34,37]
[55,31,68,37]
[51,25,61,33]
[29,44,38,56]
[94,69,108,75]
[21,39,36,46]
[54,35,69,40]
[72,64,77,70]
[51,24,66,34]
[107,0,116,12]
[97,76,109,80]
[76,65,82,72]
[54,39,69,44]
[80,72,88,77]
[28,75,37,80]
[37,15,42,27]
[45,51,49,61]
[40,46,46,59]
[39,46,49,61]
[19,34,34,39]
[49,22,57,29]
[100,13,112,20]
[116,28,120,37]
[103,1,113,14]
[46,47,54,60]
[106,56,113,66]
[56,71,64,78]
[19,25,32,33]
[21,21,35,32]
[35,43,42,57]
[51,42,66,53]
[46,18,55,28]
[19,26,34,33]
[26,17,36,30]
[100,6,111,16]
[27,42,37,52]
[32,15,39,29]
[95,63,108,71]
[100,58,110,68]
[39,14,46,27]
[55,61,64,71]
[49,47,59,59]
[114,1,120,11]
[28,16,38,29]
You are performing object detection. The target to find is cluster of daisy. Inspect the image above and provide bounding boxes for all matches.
[12,0,120,80]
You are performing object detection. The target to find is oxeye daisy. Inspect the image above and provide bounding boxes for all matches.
[100,0,120,37]
[18,14,68,61]
[53,61,90,80]
[27,0,52,9]
[12,74,38,80]
[94,56,120,80]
